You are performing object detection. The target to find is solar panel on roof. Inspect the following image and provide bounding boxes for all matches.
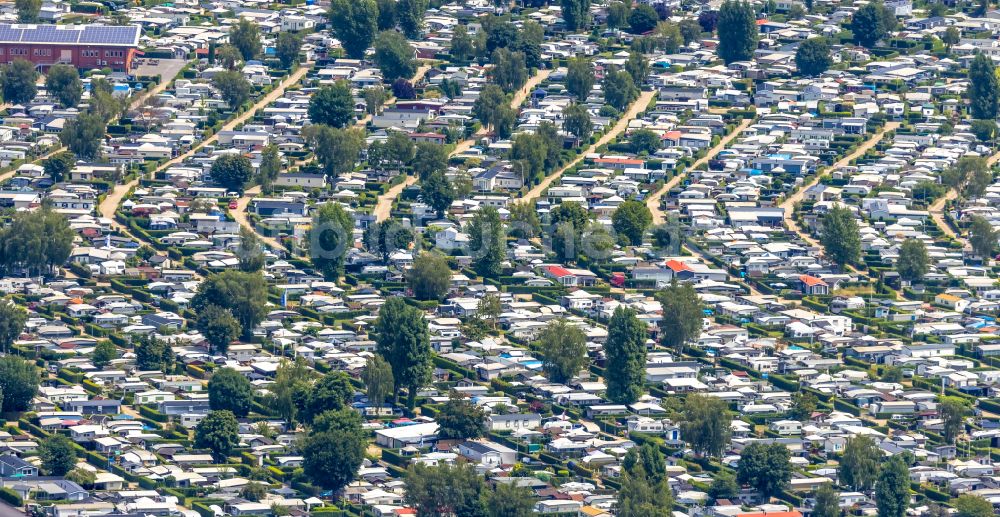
[0,25,24,43]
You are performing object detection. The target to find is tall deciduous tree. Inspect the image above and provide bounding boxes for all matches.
[840,435,881,491]
[812,483,840,517]
[875,455,910,517]
[1,59,36,105]
[236,226,266,273]
[302,408,366,491]
[850,2,894,48]
[407,252,452,301]
[404,463,486,516]
[276,32,303,68]
[896,238,929,283]
[969,52,1000,120]
[538,319,588,384]
[969,215,999,259]
[309,81,355,128]
[939,396,968,444]
[60,112,106,160]
[954,494,994,517]
[195,410,240,462]
[330,0,379,59]
[795,38,832,76]
[374,30,417,82]
[820,205,861,267]
[191,270,269,339]
[468,206,506,278]
[0,356,37,412]
[229,19,262,61]
[562,102,593,142]
[197,304,241,355]
[15,0,40,22]
[0,299,26,353]
[46,64,82,108]
[211,153,253,192]
[604,307,648,404]
[310,202,354,280]
[362,355,394,407]
[613,200,653,246]
[603,69,638,110]
[737,442,792,499]
[0,207,75,276]
[656,279,703,351]
[39,434,76,476]
[566,57,594,101]
[208,367,253,417]
[364,219,414,261]
[374,297,432,409]
[560,0,590,30]
[397,0,427,38]
[421,169,456,217]
[436,393,487,439]
[42,151,74,183]
[680,393,731,457]
[717,1,758,64]
[304,124,365,177]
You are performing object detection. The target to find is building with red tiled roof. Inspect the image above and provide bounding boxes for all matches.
[799,274,829,295]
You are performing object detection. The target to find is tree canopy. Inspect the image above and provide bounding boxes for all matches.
[538,319,588,383]
[820,205,861,267]
[717,1,758,64]
[329,0,379,59]
[46,64,82,108]
[604,307,648,404]
[308,81,356,128]
[374,297,432,409]
[407,252,452,301]
[208,367,253,417]
[195,410,241,462]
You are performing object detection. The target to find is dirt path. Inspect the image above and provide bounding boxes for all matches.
[100,65,311,223]
[928,146,1000,243]
[648,117,755,225]
[779,121,901,248]
[231,185,286,252]
[521,89,657,205]
[373,69,553,222]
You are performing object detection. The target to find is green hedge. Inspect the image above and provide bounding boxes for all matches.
[0,487,22,506]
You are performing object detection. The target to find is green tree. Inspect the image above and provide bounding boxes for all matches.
[39,434,76,476]
[812,484,840,517]
[362,355,394,406]
[197,304,241,355]
[619,443,673,515]
[1,59,36,105]
[236,226,265,273]
[303,124,365,177]
[538,319,588,383]
[0,356,36,413]
[508,202,541,238]
[717,1,758,63]
[708,472,739,501]
[490,48,528,93]
[404,463,487,517]
[965,167,994,199]
[679,19,702,44]
[484,483,535,517]
[210,153,253,192]
[208,367,253,417]
[407,252,452,301]
[91,341,117,369]
[566,57,594,101]
[607,1,630,29]
[310,203,354,280]
[451,25,474,62]
[309,81,356,128]
[473,83,511,135]
[422,169,456,217]
[737,442,792,499]
[330,0,379,59]
[239,483,267,502]
[630,129,660,155]
[377,0,397,30]
[517,20,544,69]
[229,19,262,61]
[821,205,861,267]
[364,219,414,261]
[939,396,968,444]
[971,119,997,142]
[299,372,355,424]
[954,494,994,517]
[604,307,647,404]
[191,270,269,339]
[397,0,427,38]
[881,365,903,383]
[612,200,652,246]
[680,393,731,456]
[850,2,893,48]
[363,86,387,116]
[970,52,1000,120]
[604,69,638,110]
[560,0,590,30]
[896,238,928,283]
[195,410,240,462]
[562,102,592,142]
[15,0,40,22]
[436,392,487,439]
[302,408,366,491]
[789,391,818,421]
[374,297,432,409]
[968,215,998,259]
[942,26,960,47]
[216,44,242,70]
[212,70,253,111]
[656,279,703,350]
[275,31,303,68]
[840,435,880,491]
[46,64,82,108]
[654,22,684,53]
[875,455,910,517]
[468,206,506,278]
[412,141,449,179]
[0,299,26,353]
[624,51,649,87]
[60,112,106,160]
[795,38,832,76]
[374,30,417,82]
[270,358,311,424]
[42,151,74,183]
[0,207,74,276]
[628,4,659,34]
[134,335,173,372]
